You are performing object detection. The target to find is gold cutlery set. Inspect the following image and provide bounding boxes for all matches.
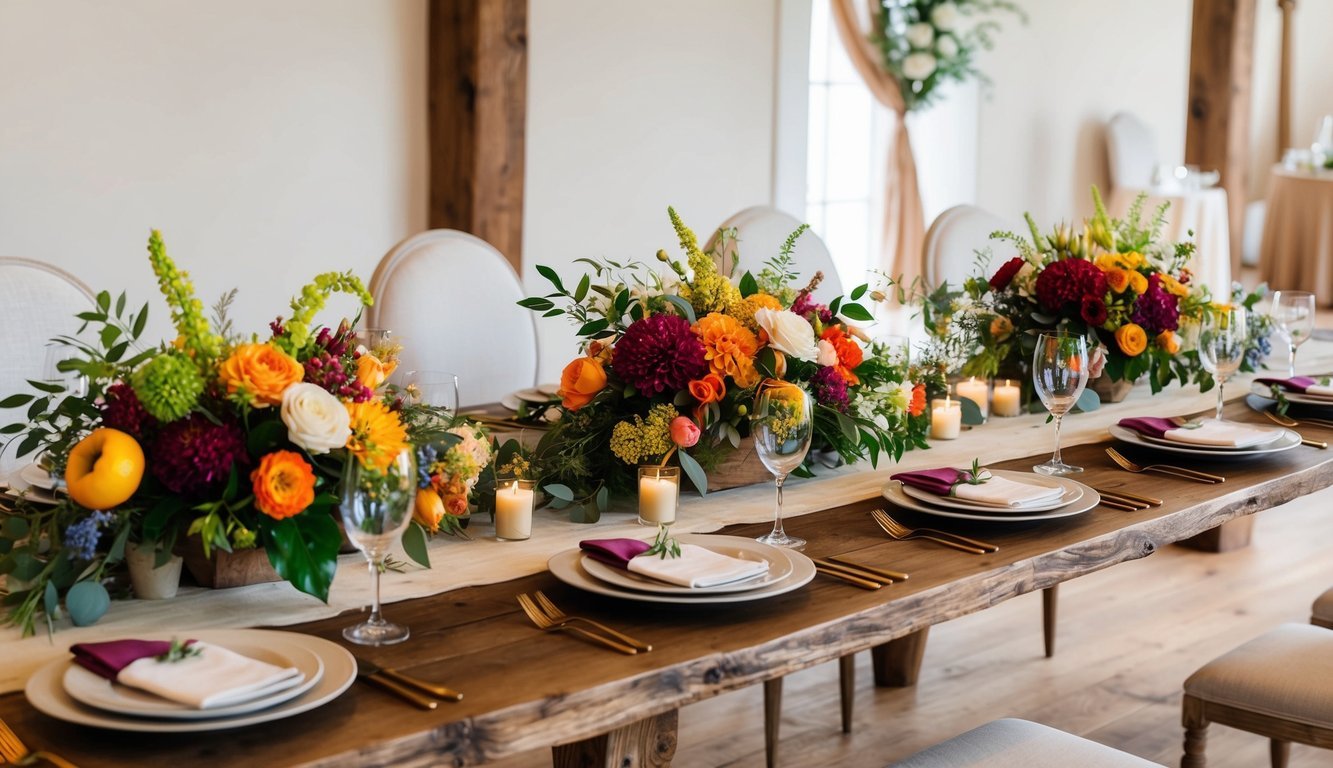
[810,555,908,589]
[0,716,79,768]
[517,590,651,655]
[1262,409,1330,448]
[355,658,463,710]
[1093,487,1164,511]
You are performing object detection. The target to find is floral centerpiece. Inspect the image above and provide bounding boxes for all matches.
[0,231,454,636]
[519,208,938,520]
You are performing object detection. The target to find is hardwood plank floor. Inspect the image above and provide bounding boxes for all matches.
[488,487,1333,767]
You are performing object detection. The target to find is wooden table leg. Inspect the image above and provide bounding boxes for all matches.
[1179,516,1255,553]
[838,654,855,733]
[1043,585,1058,658]
[552,710,679,768]
[764,677,782,768]
[871,627,930,687]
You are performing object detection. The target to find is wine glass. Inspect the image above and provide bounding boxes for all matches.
[1031,332,1089,476]
[402,369,460,416]
[752,381,813,549]
[1270,290,1315,377]
[340,446,417,646]
[42,344,88,398]
[1198,305,1248,421]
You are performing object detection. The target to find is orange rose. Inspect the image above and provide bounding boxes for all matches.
[1114,323,1148,357]
[820,326,863,386]
[688,372,726,404]
[219,343,303,408]
[250,450,316,520]
[558,356,607,411]
[989,315,1014,342]
[1127,271,1149,295]
[443,494,469,516]
[1156,330,1181,354]
[1104,267,1131,294]
[909,383,927,417]
[356,353,395,391]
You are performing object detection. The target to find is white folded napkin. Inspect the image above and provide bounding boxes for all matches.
[951,475,1066,509]
[627,544,770,588]
[116,641,304,709]
[1304,383,1333,397]
[1161,419,1284,448]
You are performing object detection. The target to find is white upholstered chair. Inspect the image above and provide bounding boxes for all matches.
[1312,587,1333,629]
[705,206,844,301]
[1106,111,1158,192]
[367,230,537,408]
[0,257,96,478]
[922,205,1021,288]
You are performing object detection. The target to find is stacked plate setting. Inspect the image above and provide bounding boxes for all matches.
[548,534,817,605]
[1109,418,1299,460]
[880,470,1100,523]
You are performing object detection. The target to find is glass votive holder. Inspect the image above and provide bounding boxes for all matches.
[494,478,534,541]
[637,466,680,526]
[953,376,989,422]
[992,378,1024,417]
[929,398,962,440]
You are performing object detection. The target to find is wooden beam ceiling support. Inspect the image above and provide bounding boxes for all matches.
[1185,0,1256,278]
[428,0,528,271]
[1277,0,1296,158]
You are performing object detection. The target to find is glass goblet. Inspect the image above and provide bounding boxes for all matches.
[1198,305,1248,421]
[402,369,460,417]
[340,446,417,646]
[1032,332,1090,476]
[752,381,814,549]
[1270,290,1315,377]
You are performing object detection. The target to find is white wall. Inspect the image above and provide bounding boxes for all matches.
[972,0,1192,225]
[0,0,427,343]
[524,0,778,380]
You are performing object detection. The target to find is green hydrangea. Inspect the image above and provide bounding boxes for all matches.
[132,351,204,421]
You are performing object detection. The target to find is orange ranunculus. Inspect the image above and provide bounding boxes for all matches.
[345,400,410,471]
[414,488,446,533]
[989,315,1014,342]
[1104,267,1131,294]
[1127,271,1149,295]
[219,343,303,408]
[558,356,607,411]
[695,312,760,388]
[820,326,863,385]
[1115,323,1149,357]
[1156,330,1181,354]
[909,383,927,417]
[251,450,316,520]
[356,353,395,391]
[444,494,469,516]
[688,372,726,404]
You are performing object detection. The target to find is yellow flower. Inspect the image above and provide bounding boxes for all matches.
[1104,267,1131,294]
[219,343,304,408]
[345,400,410,471]
[1127,271,1149,295]
[1156,330,1181,354]
[609,404,678,464]
[989,315,1014,342]
[1158,273,1189,298]
[729,292,783,333]
[695,312,760,388]
[355,353,396,391]
[1114,323,1148,357]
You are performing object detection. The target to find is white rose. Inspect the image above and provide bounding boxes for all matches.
[755,308,819,362]
[817,339,839,367]
[931,2,959,31]
[936,33,959,59]
[281,383,352,454]
[905,22,934,49]
[902,52,937,82]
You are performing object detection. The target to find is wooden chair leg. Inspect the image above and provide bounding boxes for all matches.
[1042,585,1058,658]
[838,654,855,734]
[1270,739,1290,768]
[764,677,782,768]
[1182,694,1209,768]
[871,627,930,687]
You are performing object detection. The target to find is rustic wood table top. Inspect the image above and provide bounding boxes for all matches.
[2,398,1330,767]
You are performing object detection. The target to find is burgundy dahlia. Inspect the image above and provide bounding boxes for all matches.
[149,413,248,495]
[100,382,156,439]
[811,366,849,412]
[791,293,833,325]
[1080,295,1108,327]
[989,257,1026,291]
[1130,275,1180,334]
[1035,258,1108,315]
[612,314,708,396]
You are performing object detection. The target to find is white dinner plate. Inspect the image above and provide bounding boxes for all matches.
[579,539,794,595]
[62,635,324,720]
[881,478,1098,523]
[19,462,57,491]
[549,535,815,605]
[1250,380,1333,407]
[897,469,1083,513]
[1122,423,1285,451]
[536,382,561,397]
[1108,424,1301,459]
[26,630,354,732]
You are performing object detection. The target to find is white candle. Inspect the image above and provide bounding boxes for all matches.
[955,377,990,419]
[495,480,534,541]
[930,398,962,440]
[992,379,1022,417]
[638,475,678,525]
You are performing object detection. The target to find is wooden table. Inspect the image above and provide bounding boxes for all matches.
[2,399,1331,767]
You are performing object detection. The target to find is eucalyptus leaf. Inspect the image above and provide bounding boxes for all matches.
[678,450,708,496]
[66,581,110,626]
[1074,388,1101,412]
[401,522,431,568]
[544,483,575,502]
[958,397,985,426]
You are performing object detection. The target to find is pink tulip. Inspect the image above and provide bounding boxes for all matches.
[670,416,700,448]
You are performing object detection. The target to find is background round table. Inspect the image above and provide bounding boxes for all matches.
[1109,185,1231,299]
[1259,166,1333,305]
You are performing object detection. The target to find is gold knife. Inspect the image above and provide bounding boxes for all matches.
[814,564,883,589]
[357,658,463,701]
[825,555,908,582]
[357,667,437,710]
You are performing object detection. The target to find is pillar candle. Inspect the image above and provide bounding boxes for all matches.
[992,379,1023,417]
[955,377,990,418]
[638,475,678,525]
[930,398,962,440]
[495,480,534,540]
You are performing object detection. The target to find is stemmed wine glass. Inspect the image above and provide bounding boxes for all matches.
[340,446,417,646]
[402,369,460,416]
[1270,290,1315,377]
[752,380,813,549]
[1198,305,1248,422]
[1032,332,1090,476]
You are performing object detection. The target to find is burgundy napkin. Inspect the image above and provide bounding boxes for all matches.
[71,639,187,680]
[580,538,651,569]
[889,467,973,496]
[1117,417,1175,439]
[1254,376,1319,393]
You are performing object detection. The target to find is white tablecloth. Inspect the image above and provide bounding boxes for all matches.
[1259,166,1333,305]
[1109,186,1232,299]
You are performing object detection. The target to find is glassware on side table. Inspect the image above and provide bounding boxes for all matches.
[1032,332,1089,476]
[340,446,417,646]
[752,380,813,549]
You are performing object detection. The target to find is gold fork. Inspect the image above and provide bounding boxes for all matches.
[870,509,992,554]
[532,591,652,652]
[1261,410,1330,448]
[1105,447,1225,483]
[516,593,637,654]
[0,716,80,768]
[1262,408,1333,430]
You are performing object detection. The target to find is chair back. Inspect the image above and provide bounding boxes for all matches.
[0,258,96,477]
[923,205,1019,288]
[1107,112,1158,191]
[368,231,537,408]
[705,206,844,301]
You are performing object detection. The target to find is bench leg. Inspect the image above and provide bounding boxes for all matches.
[1270,739,1289,768]
[1179,516,1254,553]
[1043,585,1058,658]
[838,654,855,733]
[1182,694,1208,768]
[552,710,678,768]
[871,627,930,687]
[764,677,782,768]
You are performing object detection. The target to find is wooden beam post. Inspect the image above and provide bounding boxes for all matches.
[428,0,528,271]
[1185,0,1257,278]
[1277,0,1296,158]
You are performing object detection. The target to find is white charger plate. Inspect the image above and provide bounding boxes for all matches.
[1121,422,1285,451]
[20,462,57,491]
[897,469,1082,513]
[1250,380,1333,407]
[26,630,354,733]
[580,539,793,596]
[549,535,815,605]
[1108,424,1300,458]
[881,477,1098,523]
[62,635,323,720]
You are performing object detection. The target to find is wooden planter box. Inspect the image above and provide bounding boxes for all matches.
[704,437,773,492]
[1088,373,1135,403]
[178,536,281,589]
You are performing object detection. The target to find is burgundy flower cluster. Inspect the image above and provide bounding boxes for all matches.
[99,382,156,439]
[303,324,372,402]
[791,293,833,325]
[1130,274,1181,334]
[149,413,248,495]
[811,366,849,411]
[1034,258,1108,316]
[612,314,708,396]
[988,257,1025,291]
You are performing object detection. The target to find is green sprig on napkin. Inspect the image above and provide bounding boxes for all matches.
[154,637,201,664]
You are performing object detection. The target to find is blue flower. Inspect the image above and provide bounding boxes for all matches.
[63,511,115,561]
[416,444,439,488]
